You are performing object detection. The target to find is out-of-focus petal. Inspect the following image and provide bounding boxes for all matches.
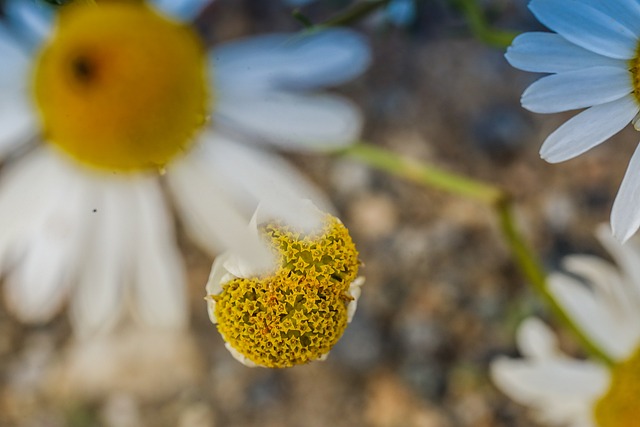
[4,154,92,323]
[151,0,213,22]
[516,318,560,359]
[130,177,188,330]
[166,145,275,271]
[70,176,137,338]
[4,0,53,49]
[212,29,370,92]
[0,93,37,160]
[549,273,637,359]
[491,357,607,424]
[198,131,333,217]
[215,92,361,150]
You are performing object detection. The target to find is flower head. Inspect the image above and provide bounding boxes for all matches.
[0,0,370,336]
[206,201,364,368]
[491,224,640,426]
[506,0,640,241]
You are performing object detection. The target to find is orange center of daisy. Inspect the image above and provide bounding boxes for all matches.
[594,346,640,427]
[32,1,209,172]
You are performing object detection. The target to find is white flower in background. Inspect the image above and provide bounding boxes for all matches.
[491,224,640,427]
[205,200,364,368]
[0,0,370,337]
[506,0,640,242]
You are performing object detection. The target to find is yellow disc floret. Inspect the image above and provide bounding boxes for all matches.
[32,1,209,172]
[212,215,360,368]
[594,346,640,427]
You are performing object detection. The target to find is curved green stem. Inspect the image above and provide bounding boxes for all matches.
[336,143,616,367]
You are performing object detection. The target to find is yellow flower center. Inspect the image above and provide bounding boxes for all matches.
[212,215,360,368]
[32,1,209,172]
[594,347,640,427]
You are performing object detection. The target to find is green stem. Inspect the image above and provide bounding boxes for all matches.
[451,0,518,48]
[337,143,504,205]
[313,0,391,29]
[495,200,615,366]
[336,143,616,367]
[326,0,391,27]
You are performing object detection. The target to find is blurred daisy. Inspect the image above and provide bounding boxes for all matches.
[506,0,640,242]
[491,224,640,426]
[205,200,364,368]
[0,0,369,337]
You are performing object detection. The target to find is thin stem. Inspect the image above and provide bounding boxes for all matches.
[337,143,504,205]
[451,0,518,48]
[309,0,391,30]
[336,143,616,367]
[495,200,616,367]
[292,9,315,29]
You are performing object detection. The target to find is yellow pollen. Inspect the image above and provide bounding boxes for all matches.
[212,215,360,368]
[631,48,640,104]
[594,346,640,427]
[32,1,209,172]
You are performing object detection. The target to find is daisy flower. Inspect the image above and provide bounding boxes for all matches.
[491,224,640,427]
[205,200,364,368]
[0,0,370,337]
[506,0,640,242]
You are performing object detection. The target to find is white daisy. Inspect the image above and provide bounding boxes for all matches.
[506,0,640,242]
[491,224,640,427]
[205,200,364,368]
[0,0,370,337]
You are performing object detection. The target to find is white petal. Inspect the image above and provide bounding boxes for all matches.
[612,143,640,242]
[70,176,137,338]
[0,148,62,270]
[224,342,259,368]
[522,66,631,113]
[506,32,626,73]
[346,276,365,323]
[491,357,607,424]
[540,95,638,163]
[130,178,188,330]
[4,155,92,323]
[595,223,640,298]
[563,254,640,331]
[581,0,640,37]
[529,0,638,60]
[199,132,333,221]
[151,0,213,21]
[212,29,370,93]
[4,0,53,49]
[204,253,234,324]
[0,22,30,82]
[0,93,37,160]
[516,318,559,359]
[549,273,636,359]
[215,92,362,150]
[166,147,275,272]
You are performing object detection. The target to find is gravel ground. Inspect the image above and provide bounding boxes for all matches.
[0,1,631,426]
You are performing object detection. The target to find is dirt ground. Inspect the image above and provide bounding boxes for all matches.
[0,0,631,426]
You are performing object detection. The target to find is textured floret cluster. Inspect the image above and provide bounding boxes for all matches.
[211,215,360,368]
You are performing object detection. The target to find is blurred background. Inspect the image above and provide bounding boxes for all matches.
[0,0,634,425]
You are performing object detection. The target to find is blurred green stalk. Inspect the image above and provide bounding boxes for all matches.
[337,143,616,367]
[451,0,518,48]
